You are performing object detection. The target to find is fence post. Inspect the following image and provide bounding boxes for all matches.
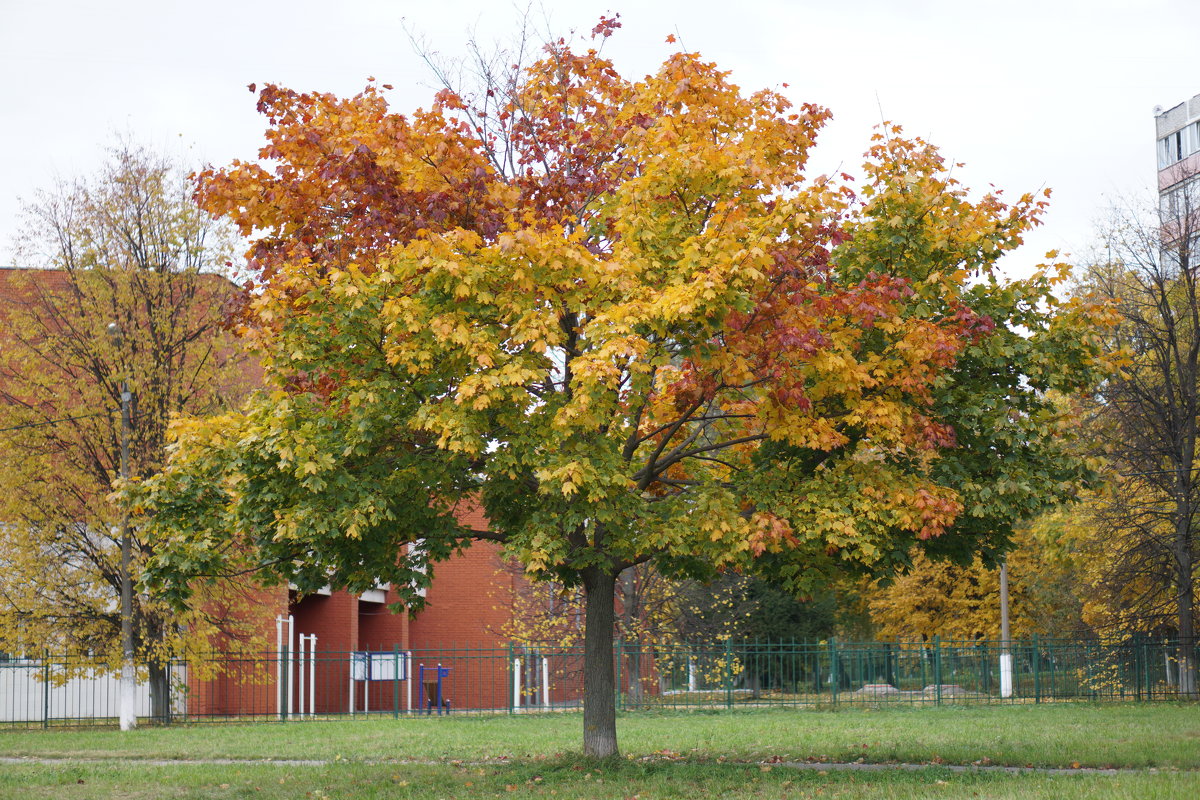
[507,643,514,715]
[165,660,173,726]
[1032,635,1041,704]
[393,645,400,720]
[1089,638,1099,700]
[933,636,942,706]
[280,644,290,720]
[42,651,50,729]
[980,640,990,695]
[1052,640,1060,699]
[886,641,896,688]
[615,639,623,712]
[920,639,927,692]
[725,639,734,709]
[1143,638,1152,700]
[829,639,838,707]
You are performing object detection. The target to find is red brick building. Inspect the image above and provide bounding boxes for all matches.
[184,501,533,717]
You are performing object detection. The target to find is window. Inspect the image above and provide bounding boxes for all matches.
[1158,123,1200,169]
[1159,132,1180,169]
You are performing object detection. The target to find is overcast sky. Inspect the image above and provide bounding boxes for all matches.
[2,0,1197,277]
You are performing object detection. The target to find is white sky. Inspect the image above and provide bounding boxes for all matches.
[2,0,1197,277]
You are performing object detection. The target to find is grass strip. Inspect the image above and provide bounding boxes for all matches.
[1,704,1196,769]
[0,758,1196,800]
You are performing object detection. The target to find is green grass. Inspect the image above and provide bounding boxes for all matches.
[1,705,1197,799]
[2,704,1197,769]
[0,759,1196,800]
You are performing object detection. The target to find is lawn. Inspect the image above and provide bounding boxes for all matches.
[2,760,1197,800]
[1,704,1196,799]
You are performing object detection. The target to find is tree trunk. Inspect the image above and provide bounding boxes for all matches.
[148,661,171,724]
[1173,425,1198,698]
[582,567,618,759]
[1178,550,1197,698]
[1171,495,1198,698]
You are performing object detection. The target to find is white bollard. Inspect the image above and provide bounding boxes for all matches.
[287,615,295,718]
[512,658,522,712]
[297,634,306,717]
[405,652,412,713]
[275,615,296,719]
[1000,653,1014,698]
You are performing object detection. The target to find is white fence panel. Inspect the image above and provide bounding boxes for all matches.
[0,660,186,723]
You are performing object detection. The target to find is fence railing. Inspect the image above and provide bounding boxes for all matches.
[1,636,1195,727]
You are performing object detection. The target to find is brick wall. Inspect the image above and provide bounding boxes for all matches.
[187,584,288,717]
[407,539,516,712]
[356,591,408,652]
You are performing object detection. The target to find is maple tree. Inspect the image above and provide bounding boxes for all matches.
[136,22,1110,756]
[0,143,261,718]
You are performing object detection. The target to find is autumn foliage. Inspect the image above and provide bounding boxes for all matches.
[138,25,1111,756]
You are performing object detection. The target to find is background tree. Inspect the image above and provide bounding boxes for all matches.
[1071,177,1200,695]
[1035,499,1165,640]
[0,143,259,717]
[495,561,681,705]
[864,525,1086,642]
[496,561,864,705]
[675,571,873,644]
[136,24,1110,756]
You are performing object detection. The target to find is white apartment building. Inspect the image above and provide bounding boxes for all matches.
[1155,94,1200,225]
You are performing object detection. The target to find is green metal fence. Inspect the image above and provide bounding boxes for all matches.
[630,635,1196,710]
[1,635,1195,728]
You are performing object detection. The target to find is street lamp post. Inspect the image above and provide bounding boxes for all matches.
[107,323,137,731]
